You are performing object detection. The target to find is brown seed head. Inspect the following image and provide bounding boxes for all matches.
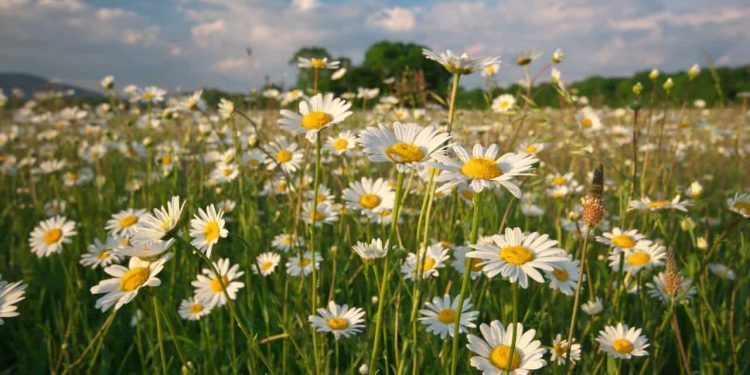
[582,163,605,226]
[664,248,681,297]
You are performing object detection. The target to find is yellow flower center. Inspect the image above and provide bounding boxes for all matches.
[189,303,204,314]
[613,338,634,354]
[461,190,474,200]
[611,235,635,248]
[248,159,260,166]
[580,117,593,127]
[309,210,324,222]
[554,343,568,358]
[648,200,668,208]
[327,317,349,330]
[161,155,172,165]
[733,202,750,212]
[552,176,567,186]
[498,100,510,109]
[437,309,457,324]
[626,251,651,266]
[209,275,230,292]
[204,220,220,242]
[142,92,156,100]
[223,168,233,177]
[97,250,111,260]
[489,345,522,371]
[43,228,63,245]
[385,143,424,163]
[460,158,502,180]
[276,150,292,163]
[359,193,381,209]
[276,183,288,192]
[120,267,150,292]
[421,257,437,272]
[260,261,273,271]
[300,258,312,267]
[119,215,138,228]
[500,245,534,265]
[301,111,332,130]
[524,145,537,154]
[310,58,327,69]
[333,138,348,151]
[159,218,172,230]
[679,120,690,127]
[552,268,569,281]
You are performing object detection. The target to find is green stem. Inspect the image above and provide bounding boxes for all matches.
[309,133,323,374]
[153,295,168,375]
[449,191,482,375]
[369,171,405,373]
[447,73,461,133]
[564,227,591,374]
[506,283,520,373]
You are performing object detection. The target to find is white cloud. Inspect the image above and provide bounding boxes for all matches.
[213,57,250,72]
[368,7,416,32]
[191,19,226,47]
[121,27,159,46]
[292,0,317,12]
[38,0,85,12]
[96,7,135,22]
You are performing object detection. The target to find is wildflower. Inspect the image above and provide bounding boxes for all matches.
[727,193,750,218]
[0,275,27,325]
[491,94,516,113]
[582,297,603,315]
[401,244,450,281]
[352,238,388,265]
[29,216,77,258]
[309,301,365,340]
[551,48,564,63]
[115,239,175,259]
[358,122,450,173]
[433,143,538,197]
[342,177,395,215]
[325,130,357,155]
[106,208,147,238]
[132,196,185,245]
[272,233,303,252]
[253,252,281,276]
[575,107,602,130]
[192,258,244,308]
[646,272,696,304]
[468,227,567,288]
[628,196,692,212]
[279,93,352,142]
[422,49,500,75]
[466,321,547,373]
[80,237,124,269]
[90,257,168,311]
[707,263,736,280]
[608,241,666,275]
[549,334,581,365]
[298,57,339,70]
[264,138,304,174]
[419,295,478,339]
[189,204,228,257]
[137,86,166,103]
[178,297,212,321]
[218,98,234,119]
[688,64,700,80]
[286,251,321,277]
[596,323,649,359]
[544,256,579,296]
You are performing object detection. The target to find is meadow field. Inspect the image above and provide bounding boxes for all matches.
[0,53,749,375]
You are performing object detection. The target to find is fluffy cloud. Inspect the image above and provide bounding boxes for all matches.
[368,7,417,32]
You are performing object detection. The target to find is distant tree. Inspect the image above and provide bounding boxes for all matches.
[361,41,450,93]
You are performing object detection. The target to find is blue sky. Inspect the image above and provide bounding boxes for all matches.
[1,0,748,92]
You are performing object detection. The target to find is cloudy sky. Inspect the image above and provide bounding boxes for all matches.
[1,0,748,92]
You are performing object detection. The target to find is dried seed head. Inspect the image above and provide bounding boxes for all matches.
[664,248,681,297]
[582,163,605,226]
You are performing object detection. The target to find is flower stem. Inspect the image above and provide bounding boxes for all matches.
[447,73,461,133]
[369,171,405,373]
[564,227,591,374]
[309,133,324,374]
[449,191,482,375]
[506,282,520,373]
[153,295,168,375]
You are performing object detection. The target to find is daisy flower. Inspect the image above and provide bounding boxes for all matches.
[302,202,339,227]
[137,86,166,103]
[401,243,450,281]
[192,258,245,308]
[482,63,500,77]
[433,144,538,197]
[306,184,335,205]
[352,238,388,264]
[286,251,321,277]
[358,122,450,172]
[114,239,174,259]
[707,263,736,280]
[178,297,212,321]
[132,196,185,245]
[468,227,568,288]
[727,193,750,218]
[595,228,647,253]
[628,196,692,212]
[80,237,124,269]
[422,49,500,75]
[264,138,304,174]
[279,93,352,142]
[253,252,281,276]
[90,257,167,312]
[342,177,395,215]
[549,334,581,365]
[582,297,603,315]
[189,204,228,257]
[210,162,239,184]
[298,57,339,70]
[105,208,147,238]
[596,323,649,359]
[325,130,357,156]
[492,94,516,113]
[418,295,479,339]
[272,233,303,252]
[29,216,77,258]
[575,106,602,130]
[242,149,267,169]
[466,321,547,374]
[544,256,579,296]
[218,98,234,119]
[646,272,696,303]
[608,241,666,275]
[517,142,546,156]
[0,275,27,325]
[309,300,365,340]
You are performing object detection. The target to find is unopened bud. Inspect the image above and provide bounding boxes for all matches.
[632,82,644,95]
[649,69,660,80]
[662,77,674,92]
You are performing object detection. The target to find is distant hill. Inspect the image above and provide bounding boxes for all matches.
[0,73,103,99]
